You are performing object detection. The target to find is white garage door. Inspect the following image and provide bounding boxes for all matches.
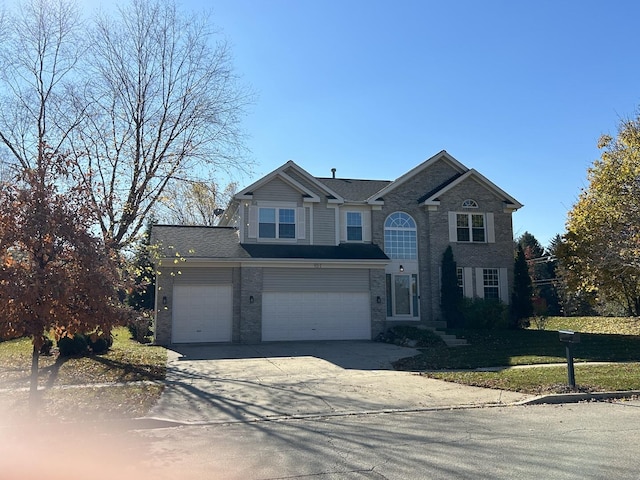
[262,291,370,341]
[172,285,232,343]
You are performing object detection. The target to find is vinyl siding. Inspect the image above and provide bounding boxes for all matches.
[313,203,337,245]
[263,268,370,292]
[173,267,233,285]
[252,177,302,203]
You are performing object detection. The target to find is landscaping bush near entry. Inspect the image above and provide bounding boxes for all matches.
[458,298,508,329]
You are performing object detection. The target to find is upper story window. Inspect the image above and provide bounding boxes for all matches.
[259,207,295,239]
[456,213,485,242]
[448,211,495,243]
[462,199,478,208]
[384,212,417,259]
[346,212,363,241]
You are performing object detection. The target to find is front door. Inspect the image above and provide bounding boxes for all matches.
[390,273,419,317]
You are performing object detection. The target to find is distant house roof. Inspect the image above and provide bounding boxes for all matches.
[241,243,388,260]
[316,178,392,202]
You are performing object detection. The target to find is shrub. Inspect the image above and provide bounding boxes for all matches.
[39,337,54,355]
[86,332,113,354]
[128,312,152,343]
[459,298,508,329]
[376,325,445,347]
[58,333,89,357]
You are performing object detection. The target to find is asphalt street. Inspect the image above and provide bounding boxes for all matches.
[132,400,640,479]
[5,401,638,479]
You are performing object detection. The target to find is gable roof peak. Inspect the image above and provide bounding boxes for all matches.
[366,150,468,203]
[235,159,345,202]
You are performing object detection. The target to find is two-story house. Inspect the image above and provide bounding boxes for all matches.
[151,150,522,344]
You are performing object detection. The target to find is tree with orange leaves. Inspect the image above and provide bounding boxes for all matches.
[0,146,130,406]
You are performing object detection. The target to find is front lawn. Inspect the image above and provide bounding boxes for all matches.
[393,317,640,394]
[0,327,167,421]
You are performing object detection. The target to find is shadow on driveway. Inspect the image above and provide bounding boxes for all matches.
[167,340,419,371]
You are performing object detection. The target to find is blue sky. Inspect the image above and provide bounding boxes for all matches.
[128,1,640,246]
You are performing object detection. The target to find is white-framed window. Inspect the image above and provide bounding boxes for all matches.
[483,268,500,300]
[248,204,305,241]
[457,267,464,296]
[258,207,296,239]
[346,211,363,241]
[462,199,478,208]
[457,213,485,242]
[384,212,417,259]
[449,212,494,243]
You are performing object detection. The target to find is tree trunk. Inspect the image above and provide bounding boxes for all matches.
[29,343,39,412]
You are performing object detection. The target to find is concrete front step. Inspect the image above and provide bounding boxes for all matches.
[437,334,468,347]
[417,324,468,347]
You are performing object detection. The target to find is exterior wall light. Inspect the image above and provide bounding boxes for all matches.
[376,296,382,304]
[249,295,254,304]
[162,296,167,306]
[399,265,404,272]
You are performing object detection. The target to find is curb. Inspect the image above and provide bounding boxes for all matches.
[517,390,640,405]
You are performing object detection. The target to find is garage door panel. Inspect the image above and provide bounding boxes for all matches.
[172,285,232,343]
[262,292,370,341]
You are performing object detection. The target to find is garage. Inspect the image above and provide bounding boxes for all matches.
[171,285,232,343]
[261,268,371,341]
[171,268,233,343]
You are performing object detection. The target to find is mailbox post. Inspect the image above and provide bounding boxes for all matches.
[559,330,580,389]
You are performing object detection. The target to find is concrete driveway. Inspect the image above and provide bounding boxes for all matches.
[146,341,530,425]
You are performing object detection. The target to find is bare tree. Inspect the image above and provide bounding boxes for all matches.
[70,0,252,249]
[158,179,237,226]
[0,0,84,171]
[0,0,252,250]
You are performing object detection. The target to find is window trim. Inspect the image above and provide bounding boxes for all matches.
[346,211,363,242]
[246,201,306,242]
[482,268,500,300]
[449,211,495,243]
[384,212,418,259]
[258,206,296,239]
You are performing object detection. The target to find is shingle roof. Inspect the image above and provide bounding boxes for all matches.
[241,243,389,260]
[315,178,391,202]
[417,173,465,203]
[150,225,249,259]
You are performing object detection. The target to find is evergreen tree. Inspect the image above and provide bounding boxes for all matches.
[127,221,155,311]
[441,246,462,327]
[510,244,533,328]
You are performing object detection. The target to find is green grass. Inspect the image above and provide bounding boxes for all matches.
[394,316,640,394]
[427,363,640,394]
[0,327,167,421]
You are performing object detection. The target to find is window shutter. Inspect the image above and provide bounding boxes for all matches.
[339,210,346,242]
[363,211,371,242]
[499,267,509,304]
[448,212,457,242]
[486,213,495,243]
[248,206,258,239]
[297,207,306,239]
[475,268,484,299]
[463,267,474,298]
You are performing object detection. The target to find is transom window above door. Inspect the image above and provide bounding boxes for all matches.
[384,212,417,259]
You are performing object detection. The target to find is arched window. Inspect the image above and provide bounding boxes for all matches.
[384,212,417,259]
[462,199,478,208]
